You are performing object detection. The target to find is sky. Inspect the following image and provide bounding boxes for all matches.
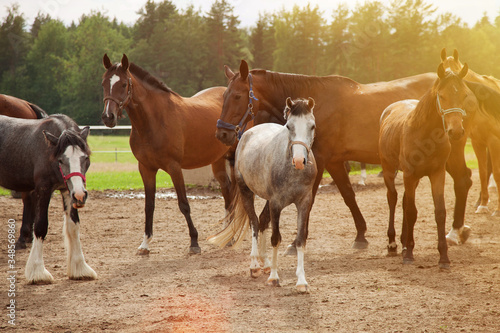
[1,0,499,28]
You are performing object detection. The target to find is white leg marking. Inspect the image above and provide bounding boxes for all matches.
[258,230,271,270]
[296,246,308,292]
[446,228,460,246]
[388,241,397,250]
[138,234,153,251]
[250,233,260,271]
[358,168,367,186]
[475,205,490,214]
[25,237,54,284]
[64,213,96,280]
[488,174,497,189]
[267,246,279,285]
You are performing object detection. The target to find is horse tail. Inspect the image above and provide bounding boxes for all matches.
[207,187,249,249]
[28,103,48,119]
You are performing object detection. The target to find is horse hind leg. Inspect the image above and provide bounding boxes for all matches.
[266,204,281,287]
[211,156,232,214]
[238,181,261,278]
[61,191,96,280]
[382,165,398,256]
[473,142,490,214]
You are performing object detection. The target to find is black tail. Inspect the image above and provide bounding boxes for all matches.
[28,103,48,119]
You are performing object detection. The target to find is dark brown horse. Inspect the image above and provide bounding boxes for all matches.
[0,94,48,249]
[441,49,500,220]
[102,54,232,255]
[216,60,436,249]
[379,63,476,269]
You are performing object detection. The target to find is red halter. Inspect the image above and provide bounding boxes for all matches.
[59,165,86,187]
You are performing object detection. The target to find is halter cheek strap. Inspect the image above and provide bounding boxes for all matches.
[436,94,467,131]
[216,73,259,140]
[103,77,133,117]
[59,165,86,188]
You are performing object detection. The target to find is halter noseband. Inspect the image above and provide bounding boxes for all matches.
[436,94,467,131]
[289,141,312,157]
[103,77,133,116]
[217,73,259,140]
[59,165,86,189]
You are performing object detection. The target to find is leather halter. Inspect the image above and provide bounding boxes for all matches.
[436,94,467,131]
[217,73,258,140]
[289,140,312,158]
[103,77,133,117]
[59,165,86,189]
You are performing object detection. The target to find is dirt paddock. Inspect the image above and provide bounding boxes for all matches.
[1,171,499,332]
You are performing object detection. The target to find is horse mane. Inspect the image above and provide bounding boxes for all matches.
[129,63,180,96]
[289,99,313,117]
[52,128,91,157]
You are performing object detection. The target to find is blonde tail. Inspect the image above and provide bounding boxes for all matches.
[207,188,250,249]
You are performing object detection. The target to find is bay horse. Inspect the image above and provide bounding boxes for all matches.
[209,97,317,293]
[101,54,232,254]
[0,94,48,249]
[441,49,500,219]
[216,60,436,250]
[0,114,94,283]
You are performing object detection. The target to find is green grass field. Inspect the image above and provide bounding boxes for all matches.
[0,135,480,195]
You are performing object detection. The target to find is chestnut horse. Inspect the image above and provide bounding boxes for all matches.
[441,49,500,219]
[216,60,435,249]
[101,54,232,255]
[379,63,477,269]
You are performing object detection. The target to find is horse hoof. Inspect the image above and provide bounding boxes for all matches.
[352,240,369,250]
[439,263,451,271]
[136,248,150,255]
[15,241,27,250]
[267,278,280,287]
[296,284,310,294]
[189,246,201,255]
[475,205,490,214]
[403,257,414,265]
[492,210,500,217]
[283,245,297,256]
[459,226,471,244]
[386,245,398,257]
[250,268,262,278]
[263,266,271,275]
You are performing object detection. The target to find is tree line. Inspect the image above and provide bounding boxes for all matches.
[1,0,500,125]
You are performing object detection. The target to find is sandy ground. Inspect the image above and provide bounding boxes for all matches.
[1,171,499,332]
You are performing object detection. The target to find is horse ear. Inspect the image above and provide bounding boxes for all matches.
[103,54,112,69]
[437,63,446,79]
[307,97,315,112]
[239,60,249,80]
[440,48,447,62]
[80,126,90,141]
[459,62,468,79]
[284,97,293,119]
[224,65,235,80]
[121,54,129,71]
[43,130,59,147]
[453,49,459,61]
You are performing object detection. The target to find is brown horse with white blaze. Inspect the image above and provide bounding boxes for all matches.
[101,54,232,255]
[216,60,436,249]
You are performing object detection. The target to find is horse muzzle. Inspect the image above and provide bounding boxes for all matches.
[447,127,465,141]
[102,111,117,128]
[72,189,88,209]
[215,129,237,146]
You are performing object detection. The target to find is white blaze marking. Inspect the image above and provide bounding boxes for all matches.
[63,146,86,200]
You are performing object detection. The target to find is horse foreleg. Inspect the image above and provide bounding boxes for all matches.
[137,163,157,255]
[295,196,312,293]
[25,190,53,284]
[488,142,500,216]
[167,164,200,254]
[382,165,398,256]
[327,161,368,249]
[445,139,472,245]
[472,140,490,213]
[61,191,97,280]
[16,191,35,249]
[402,175,418,265]
[211,156,231,214]
[267,203,281,286]
[430,170,450,270]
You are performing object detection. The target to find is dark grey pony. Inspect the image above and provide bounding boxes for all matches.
[0,114,95,284]
[209,97,317,293]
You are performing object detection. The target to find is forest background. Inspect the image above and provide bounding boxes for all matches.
[1,0,499,125]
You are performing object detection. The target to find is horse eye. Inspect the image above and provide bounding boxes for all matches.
[235,95,241,100]
[311,124,316,130]
[122,83,127,88]
[286,124,290,130]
